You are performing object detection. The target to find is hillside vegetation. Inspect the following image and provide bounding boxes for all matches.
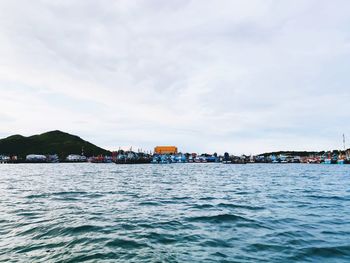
[0,130,110,160]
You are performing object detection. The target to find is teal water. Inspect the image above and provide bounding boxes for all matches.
[0,163,350,262]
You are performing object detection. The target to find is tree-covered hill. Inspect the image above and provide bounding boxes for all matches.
[0,130,111,160]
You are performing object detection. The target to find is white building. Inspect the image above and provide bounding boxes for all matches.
[66,154,87,162]
[26,154,47,162]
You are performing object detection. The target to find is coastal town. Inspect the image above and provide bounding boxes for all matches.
[1,145,350,165]
[1,131,349,165]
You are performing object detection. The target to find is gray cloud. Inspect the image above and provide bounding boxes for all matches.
[0,0,350,154]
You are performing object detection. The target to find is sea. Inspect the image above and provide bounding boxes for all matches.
[0,163,349,262]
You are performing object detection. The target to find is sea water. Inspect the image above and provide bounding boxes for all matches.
[0,163,349,262]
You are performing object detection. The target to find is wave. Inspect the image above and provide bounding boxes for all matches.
[291,245,350,260]
[26,191,90,199]
[106,238,149,249]
[305,194,350,201]
[217,203,265,210]
[20,224,105,239]
[191,204,214,209]
[201,239,232,248]
[65,252,122,262]
[211,251,228,258]
[141,232,177,245]
[2,163,350,262]
[186,213,252,223]
[138,201,162,206]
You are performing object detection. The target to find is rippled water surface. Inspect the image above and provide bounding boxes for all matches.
[0,163,350,262]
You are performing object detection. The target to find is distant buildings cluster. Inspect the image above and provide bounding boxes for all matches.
[1,146,350,164]
[252,151,350,164]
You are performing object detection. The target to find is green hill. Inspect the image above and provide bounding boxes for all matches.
[0,130,111,160]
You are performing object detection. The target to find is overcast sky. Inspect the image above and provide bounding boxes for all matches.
[0,0,349,154]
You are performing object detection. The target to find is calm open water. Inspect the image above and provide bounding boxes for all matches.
[0,163,350,262]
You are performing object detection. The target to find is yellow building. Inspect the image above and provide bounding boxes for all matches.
[154,146,178,154]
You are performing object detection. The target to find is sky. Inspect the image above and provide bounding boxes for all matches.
[0,0,350,154]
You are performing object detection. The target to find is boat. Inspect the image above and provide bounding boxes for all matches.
[48,154,59,163]
[307,157,320,164]
[66,154,87,162]
[151,155,171,164]
[292,156,301,163]
[194,156,207,163]
[26,154,47,163]
[279,154,288,163]
[346,150,350,164]
[337,159,345,165]
[324,158,332,164]
[0,155,10,164]
[337,150,345,165]
[88,155,113,163]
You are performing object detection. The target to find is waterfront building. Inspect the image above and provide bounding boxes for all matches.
[154,146,178,155]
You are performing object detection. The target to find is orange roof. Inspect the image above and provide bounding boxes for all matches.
[154,146,178,154]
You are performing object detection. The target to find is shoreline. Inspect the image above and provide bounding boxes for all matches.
[1,162,349,165]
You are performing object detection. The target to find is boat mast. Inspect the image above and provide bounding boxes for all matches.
[343,134,346,152]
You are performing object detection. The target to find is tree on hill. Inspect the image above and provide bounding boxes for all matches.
[0,130,111,160]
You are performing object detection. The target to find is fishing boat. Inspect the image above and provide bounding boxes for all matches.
[292,156,301,163]
[324,158,332,164]
[337,151,345,165]
[88,155,113,163]
[194,156,207,163]
[337,159,345,165]
[307,157,320,164]
[0,155,10,164]
[66,154,87,162]
[26,154,47,163]
[279,154,288,163]
[151,155,171,164]
[346,150,350,164]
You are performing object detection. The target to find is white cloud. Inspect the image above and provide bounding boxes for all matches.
[0,0,350,154]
